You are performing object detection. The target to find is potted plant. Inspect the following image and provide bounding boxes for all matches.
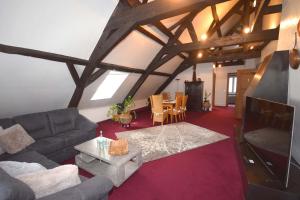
[119,96,135,126]
[107,104,121,122]
[107,96,135,126]
[203,90,211,111]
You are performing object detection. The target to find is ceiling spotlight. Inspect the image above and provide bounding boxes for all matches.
[201,33,208,41]
[210,47,215,50]
[243,27,251,34]
[213,64,216,68]
[250,45,254,50]
[197,52,203,58]
[218,64,222,68]
[252,0,257,8]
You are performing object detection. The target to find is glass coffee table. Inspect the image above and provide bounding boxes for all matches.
[74,137,142,187]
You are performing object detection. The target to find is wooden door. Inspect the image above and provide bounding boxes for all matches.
[235,69,256,119]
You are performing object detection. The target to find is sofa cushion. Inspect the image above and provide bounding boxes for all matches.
[0,124,35,154]
[0,167,35,200]
[48,108,79,135]
[17,165,81,199]
[0,150,59,169]
[27,137,64,155]
[56,130,94,147]
[14,112,52,140]
[0,118,15,129]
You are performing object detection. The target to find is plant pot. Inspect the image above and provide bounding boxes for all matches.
[112,114,120,122]
[203,101,211,111]
[119,113,132,125]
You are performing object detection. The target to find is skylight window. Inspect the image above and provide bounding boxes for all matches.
[91,71,129,100]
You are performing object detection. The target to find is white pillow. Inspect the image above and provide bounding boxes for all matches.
[0,124,35,154]
[0,161,46,177]
[0,126,4,155]
[17,164,81,199]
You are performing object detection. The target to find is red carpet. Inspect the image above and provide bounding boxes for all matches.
[66,107,247,200]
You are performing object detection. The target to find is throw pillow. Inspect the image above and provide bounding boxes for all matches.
[0,124,35,154]
[17,164,81,199]
[0,126,5,155]
[0,161,46,177]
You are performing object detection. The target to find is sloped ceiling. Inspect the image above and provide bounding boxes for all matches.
[79,72,141,108]
[134,75,168,100]
[0,0,117,118]
[102,30,163,69]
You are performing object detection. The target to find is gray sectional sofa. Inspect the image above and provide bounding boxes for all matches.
[0,108,113,200]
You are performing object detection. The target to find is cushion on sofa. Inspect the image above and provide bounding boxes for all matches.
[0,126,5,155]
[14,112,52,140]
[0,124,35,154]
[27,137,64,155]
[56,130,94,147]
[0,167,35,200]
[0,150,58,169]
[0,161,46,177]
[17,164,81,199]
[48,108,79,135]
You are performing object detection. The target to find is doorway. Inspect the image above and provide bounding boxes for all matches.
[226,73,237,106]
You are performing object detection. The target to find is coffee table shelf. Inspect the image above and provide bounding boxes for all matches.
[74,137,142,187]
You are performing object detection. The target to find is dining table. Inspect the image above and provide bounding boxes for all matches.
[162,100,176,123]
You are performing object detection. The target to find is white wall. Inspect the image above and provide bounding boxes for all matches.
[0,0,117,118]
[164,59,258,107]
[164,63,214,104]
[276,0,300,163]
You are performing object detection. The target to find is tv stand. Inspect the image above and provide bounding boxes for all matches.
[239,141,300,195]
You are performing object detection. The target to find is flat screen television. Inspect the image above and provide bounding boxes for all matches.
[243,96,295,188]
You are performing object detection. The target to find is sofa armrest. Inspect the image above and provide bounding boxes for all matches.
[38,176,113,200]
[75,115,97,131]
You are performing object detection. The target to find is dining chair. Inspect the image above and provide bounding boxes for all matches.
[149,96,154,118]
[152,95,169,125]
[168,95,182,123]
[181,95,188,120]
[162,92,170,101]
[175,92,184,98]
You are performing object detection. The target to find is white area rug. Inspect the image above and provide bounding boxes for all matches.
[116,122,229,163]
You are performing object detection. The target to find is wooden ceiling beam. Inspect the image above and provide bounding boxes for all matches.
[251,0,270,32]
[170,28,279,53]
[155,58,193,94]
[211,5,222,37]
[136,26,166,46]
[263,4,282,14]
[66,62,80,86]
[208,0,243,36]
[0,43,88,65]
[110,0,230,28]
[123,10,200,101]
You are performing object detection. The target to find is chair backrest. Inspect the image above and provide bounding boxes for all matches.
[175,92,184,98]
[152,95,164,113]
[182,95,188,108]
[175,95,182,109]
[162,92,170,101]
[149,96,153,110]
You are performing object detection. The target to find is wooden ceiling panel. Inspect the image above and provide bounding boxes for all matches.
[192,6,214,39]
[220,14,241,35]
[216,0,239,21]
[155,56,184,74]
[141,25,169,43]
[268,0,283,6]
[263,13,281,30]
[178,28,193,44]
[160,13,190,29]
